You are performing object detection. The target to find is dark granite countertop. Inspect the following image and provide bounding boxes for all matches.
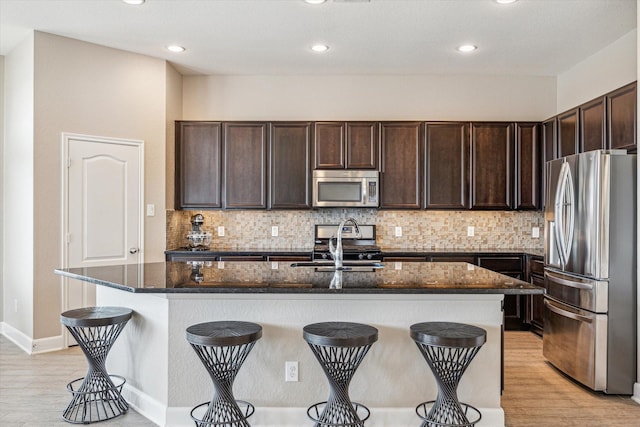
[164,247,544,258]
[54,261,544,295]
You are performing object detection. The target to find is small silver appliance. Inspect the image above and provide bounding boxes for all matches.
[312,170,379,208]
[185,214,212,250]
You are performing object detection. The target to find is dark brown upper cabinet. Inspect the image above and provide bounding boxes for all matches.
[607,81,637,150]
[470,122,514,210]
[314,122,378,169]
[580,97,607,152]
[542,117,558,162]
[424,122,469,209]
[222,122,269,209]
[175,121,222,209]
[380,122,422,209]
[514,123,541,210]
[557,108,579,157]
[270,122,312,209]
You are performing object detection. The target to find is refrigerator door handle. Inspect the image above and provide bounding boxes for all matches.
[545,298,593,323]
[554,162,574,267]
[545,270,594,291]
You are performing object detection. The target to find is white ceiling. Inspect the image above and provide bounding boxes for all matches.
[0,0,636,76]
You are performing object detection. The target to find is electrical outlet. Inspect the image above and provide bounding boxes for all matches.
[395,226,402,237]
[285,361,298,382]
[271,226,279,237]
[532,227,540,238]
[217,261,225,269]
[146,204,155,216]
[395,262,403,270]
[271,261,279,270]
[467,226,475,237]
[217,226,225,237]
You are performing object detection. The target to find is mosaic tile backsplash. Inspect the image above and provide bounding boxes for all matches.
[167,209,544,251]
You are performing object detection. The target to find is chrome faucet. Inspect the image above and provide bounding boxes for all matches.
[328,217,361,269]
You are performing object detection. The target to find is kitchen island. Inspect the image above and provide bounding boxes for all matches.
[55,261,543,427]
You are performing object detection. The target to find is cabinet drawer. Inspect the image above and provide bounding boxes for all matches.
[529,258,544,276]
[268,255,312,262]
[429,255,476,264]
[383,256,427,262]
[477,256,522,272]
[218,255,265,262]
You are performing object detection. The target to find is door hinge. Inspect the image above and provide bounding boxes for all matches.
[66,233,71,244]
[67,158,72,168]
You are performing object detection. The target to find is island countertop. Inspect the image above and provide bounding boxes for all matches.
[54,261,544,295]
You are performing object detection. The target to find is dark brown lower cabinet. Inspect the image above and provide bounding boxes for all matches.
[477,256,526,331]
[528,274,545,336]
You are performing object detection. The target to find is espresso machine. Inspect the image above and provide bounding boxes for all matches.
[185,214,212,250]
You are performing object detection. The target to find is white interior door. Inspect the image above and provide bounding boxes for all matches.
[63,133,143,319]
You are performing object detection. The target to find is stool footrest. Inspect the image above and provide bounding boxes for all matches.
[307,400,371,426]
[190,399,255,427]
[63,374,128,423]
[416,400,482,427]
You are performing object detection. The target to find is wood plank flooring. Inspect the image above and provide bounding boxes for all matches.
[502,331,640,427]
[1,332,640,426]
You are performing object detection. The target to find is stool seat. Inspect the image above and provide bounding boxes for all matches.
[303,321,378,347]
[186,320,262,347]
[60,306,132,424]
[61,306,132,327]
[410,321,486,348]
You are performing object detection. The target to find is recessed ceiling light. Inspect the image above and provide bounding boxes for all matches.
[457,44,477,53]
[122,0,145,4]
[311,44,329,53]
[495,0,517,4]
[304,0,327,4]
[167,45,185,53]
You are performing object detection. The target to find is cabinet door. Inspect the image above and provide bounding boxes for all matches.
[175,121,221,209]
[541,118,557,209]
[314,122,345,169]
[607,81,637,150]
[515,123,541,210]
[270,122,312,209]
[557,108,579,157]
[223,122,269,209]
[528,274,545,336]
[580,97,607,152]
[470,123,514,209]
[424,122,469,209]
[380,122,423,209]
[346,122,379,169]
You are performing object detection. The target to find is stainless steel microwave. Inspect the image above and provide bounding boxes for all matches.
[312,170,379,208]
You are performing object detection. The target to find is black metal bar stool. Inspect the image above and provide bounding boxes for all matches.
[60,306,133,424]
[410,322,486,427]
[303,321,378,427]
[186,321,262,427]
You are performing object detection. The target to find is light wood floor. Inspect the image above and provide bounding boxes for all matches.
[1,332,640,426]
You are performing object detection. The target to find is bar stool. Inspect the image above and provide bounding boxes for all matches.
[60,306,133,424]
[303,321,378,427]
[186,321,262,427]
[410,322,486,427]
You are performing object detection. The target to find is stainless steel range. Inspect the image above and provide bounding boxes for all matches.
[313,224,381,261]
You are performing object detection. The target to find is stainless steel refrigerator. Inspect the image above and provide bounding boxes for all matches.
[543,149,636,394]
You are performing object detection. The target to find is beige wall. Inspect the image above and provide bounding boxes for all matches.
[557,29,637,114]
[1,32,171,341]
[3,35,35,337]
[165,63,183,210]
[183,74,557,122]
[0,55,4,322]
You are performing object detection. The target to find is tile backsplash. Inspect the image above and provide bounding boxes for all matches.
[167,209,544,251]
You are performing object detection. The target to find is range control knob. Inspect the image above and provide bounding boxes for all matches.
[366,254,373,260]
[322,253,329,259]
[358,253,365,260]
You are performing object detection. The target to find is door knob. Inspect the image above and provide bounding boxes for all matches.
[129,248,139,254]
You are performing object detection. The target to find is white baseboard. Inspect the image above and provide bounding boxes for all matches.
[632,382,640,405]
[0,321,64,354]
[123,383,505,427]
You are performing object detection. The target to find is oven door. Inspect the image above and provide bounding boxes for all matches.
[543,297,607,391]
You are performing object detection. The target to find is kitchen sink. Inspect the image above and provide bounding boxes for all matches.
[290,261,384,272]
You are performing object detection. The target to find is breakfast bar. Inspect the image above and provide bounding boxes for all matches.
[55,261,543,427]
